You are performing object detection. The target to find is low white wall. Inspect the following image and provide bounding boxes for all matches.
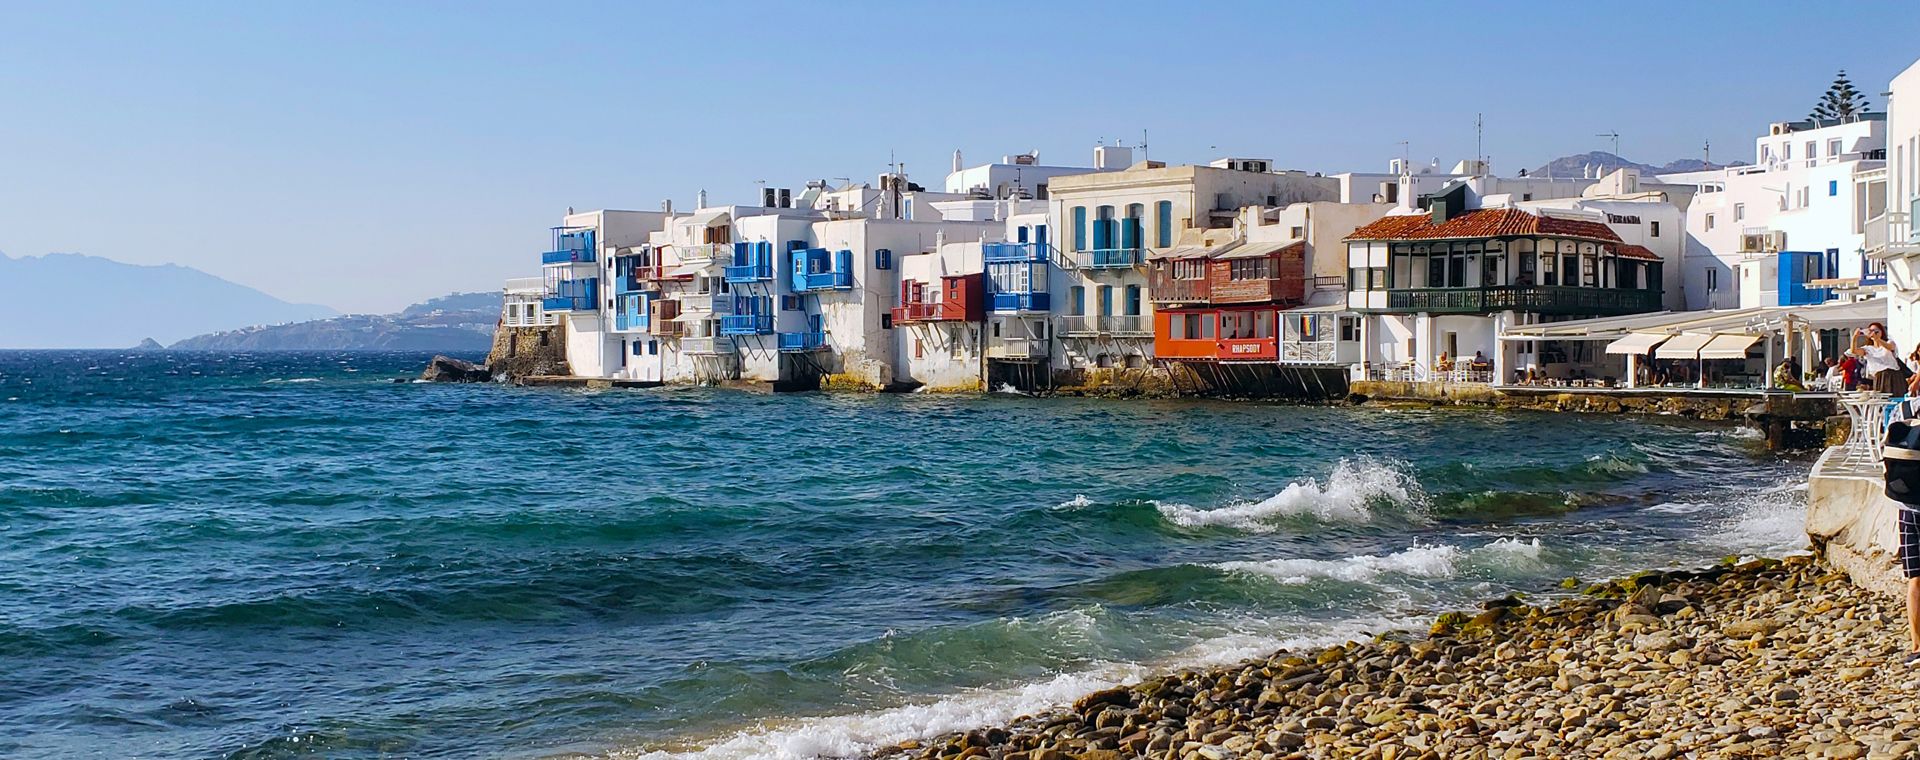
[1806,446,1906,598]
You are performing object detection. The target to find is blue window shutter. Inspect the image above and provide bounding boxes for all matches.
[1073,207,1087,251]
[1828,180,1838,196]
[1121,217,1139,250]
[836,249,852,275]
[732,242,747,265]
[1156,201,1173,247]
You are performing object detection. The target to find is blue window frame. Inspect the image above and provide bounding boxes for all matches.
[1156,201,1173,247]
[1098,285,1113,316]
[875,248,892,270]
[1124,285,1141,316]
[1828,180,1838,197]
[1068,285,1085,316]
[1073,207,1087,251]
[1093,206,1114,250]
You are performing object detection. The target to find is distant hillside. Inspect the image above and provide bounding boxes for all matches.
[0,252,337,348]
[169,292,501,351]
[1531,151,1742,179]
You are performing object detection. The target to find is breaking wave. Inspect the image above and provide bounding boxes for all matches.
[1216,537,1549,586]
[1152,458,1422,531]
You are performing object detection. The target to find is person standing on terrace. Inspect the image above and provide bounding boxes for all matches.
[1848,322,1902,393]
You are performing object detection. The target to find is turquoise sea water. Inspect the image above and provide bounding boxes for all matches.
[0,351,1808,759]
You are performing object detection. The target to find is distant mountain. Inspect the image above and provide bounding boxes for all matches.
[0,252,337,349]
[169,292,501,352]
[1530,151,1743,179]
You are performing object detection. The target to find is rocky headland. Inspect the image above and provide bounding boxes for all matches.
[874,555,1917,760]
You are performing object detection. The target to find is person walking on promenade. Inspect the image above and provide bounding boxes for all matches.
[1899,371,1920,663]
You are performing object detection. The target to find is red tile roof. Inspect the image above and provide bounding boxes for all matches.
[1615,244,1662,261]
[1345,208,1622,243]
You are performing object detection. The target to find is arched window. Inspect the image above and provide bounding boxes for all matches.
[1094,206,1116,250]
[1124,203,1145,251]
[1156,201,1173,247]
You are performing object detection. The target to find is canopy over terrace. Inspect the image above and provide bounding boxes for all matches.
[1497,299,1883,390]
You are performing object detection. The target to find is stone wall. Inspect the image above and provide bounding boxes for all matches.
[1806,447,1906,598]
[1347,381,1836,422]
[486,323,570,380]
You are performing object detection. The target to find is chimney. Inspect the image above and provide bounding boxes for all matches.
[779,188,792,208]
[952,149,963,174]
[663,199,673,216]
[762,188,777,207]
[697,189,708,208]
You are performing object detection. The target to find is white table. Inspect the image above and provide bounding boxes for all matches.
[1837,392,1892,468]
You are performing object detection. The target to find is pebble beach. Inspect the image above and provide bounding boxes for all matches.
[875,555,1918,760]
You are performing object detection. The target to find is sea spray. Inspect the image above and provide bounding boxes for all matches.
[1153,457,1423,530]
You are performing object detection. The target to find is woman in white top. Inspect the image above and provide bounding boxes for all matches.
[1849,321,1903,393]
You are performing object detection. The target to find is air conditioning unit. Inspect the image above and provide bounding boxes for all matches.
[1770,231,1787,251]
[1739,233,1768,253]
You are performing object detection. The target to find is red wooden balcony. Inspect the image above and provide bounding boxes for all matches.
[892,301,970,323]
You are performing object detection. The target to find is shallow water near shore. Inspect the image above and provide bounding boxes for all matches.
[0,350,1809,759]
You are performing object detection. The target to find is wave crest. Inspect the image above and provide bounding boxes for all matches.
[1153,458,1421,531]
[1215,543,1460,585]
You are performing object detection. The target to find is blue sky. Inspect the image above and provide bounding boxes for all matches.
[2,1,1917,313]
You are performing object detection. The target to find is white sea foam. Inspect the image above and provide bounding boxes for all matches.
[1153,458,1418,531]
[990,383,1028,396]
[1470,537,1547,571]
[616,615,1416,760]
[1643,502,1709,514]
[617,665,1146,760]
[1215,543,1461,585]
[1714,483,1809,554]
[263,377,321,384]
[1052,494,1095,510]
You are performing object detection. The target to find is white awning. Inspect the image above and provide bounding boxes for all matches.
[667,265,706,278]
[1654,332,1714,360]
[1604,332,1668,355]
[670,312,711,323]
[1698,333,1763,360]
[681,209,730,227]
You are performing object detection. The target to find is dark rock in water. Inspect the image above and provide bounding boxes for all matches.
[419,355,491,383]
[132,338,164,351]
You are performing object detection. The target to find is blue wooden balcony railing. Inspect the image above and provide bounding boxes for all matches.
[990,292,1051,312]
[542,228,595,265]
[541,278,598,312]
[719,313,773,336]
[777,331,827,352]
[1079,248,1142,269]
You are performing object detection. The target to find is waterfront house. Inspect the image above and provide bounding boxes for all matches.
[1044,155,1339,385]
[892,242,987,390]
[1345,181,1671,385]
[539,209,670,380]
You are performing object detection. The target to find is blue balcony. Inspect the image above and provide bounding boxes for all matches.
[542,278,598,312]
[1081,248,1142,269]
[727,241,776,284]
[614,312,650,331]
[542,227,596,265]
[719,313,773,336]
[984,242,1046,262]
[614,294,649,331]
[778,331,827,352]
[791,247,854,291]
[990,292,1051,312]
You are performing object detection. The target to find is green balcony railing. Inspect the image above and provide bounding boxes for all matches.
[1379,286,1661,315]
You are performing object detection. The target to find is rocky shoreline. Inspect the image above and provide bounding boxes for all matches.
[872,555,1917,760]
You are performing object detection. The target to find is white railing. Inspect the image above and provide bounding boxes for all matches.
[1056,315,1149,336]
[681,337,735,355]
[986,337,1044,360]
[677,244,727,266]
[504,277,546,294]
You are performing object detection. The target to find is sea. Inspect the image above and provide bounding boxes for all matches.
[0,350,1810,759]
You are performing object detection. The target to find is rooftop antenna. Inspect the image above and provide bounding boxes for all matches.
[1397,140,1409,173]
[1475,113,1484,170]
[1704,139,1712,166]
[1141,129,1149,161]
[1597,130,1620,156]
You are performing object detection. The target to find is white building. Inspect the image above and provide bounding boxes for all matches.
[1881,58,1920,349]
[1664,116,1888,310]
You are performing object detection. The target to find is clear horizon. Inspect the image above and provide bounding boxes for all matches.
[1,0,1915,313]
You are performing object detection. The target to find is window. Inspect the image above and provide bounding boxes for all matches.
[1230,258,1274,281]
[881,313,894,330]
[1828,180,1838,197]
[648,340,657,356]
[1734,203,1745,222]
[1068,286,1085,316]
[1290,226,1305,239]
[1094,206,1116,250]
[1369,269,1386,289]
[1805,141,1815,164]
[875,249,893,270]
[1097,286,1113,316]
[632,341,644,356]
[1828,138,1842,157]
[781,294,800,310]
[1173,259,1206,280]
[1522,193,1533,201]
[1072,206,1087,251]
[1124,285,1141,316]
[1650,221,1660,238]
[1706,268,1719,292]
[1156,200,1173,247]
[1705,214,1716,231]
[1339,317,1360,342]
[1782,142,1792,161]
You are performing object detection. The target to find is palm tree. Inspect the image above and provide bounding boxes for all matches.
[1810,70,1872,123]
